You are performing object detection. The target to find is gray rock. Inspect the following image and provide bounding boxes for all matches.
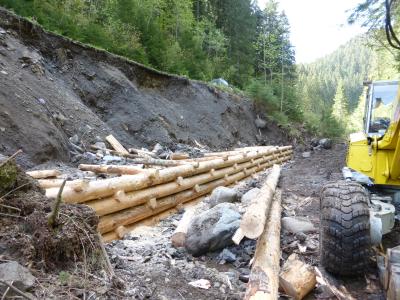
[319,138,332,149]
[82,152,98,163]
[185,203,240,256]
[94,142,107,150]
[302,151,311,158]
[209,187,238,208]
[282,217,317,234]
[310,138,319,147]
[152,143,163,155]
[241,188,260,205]
[102,155,123,163]
[255,117,267,129]
[218,248,236,263]
[0,261,35,293]
[69,134,79,145]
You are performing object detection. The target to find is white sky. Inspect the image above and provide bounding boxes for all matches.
[257,0,366,63]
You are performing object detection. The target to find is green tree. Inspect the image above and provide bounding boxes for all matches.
[331,81,349,123]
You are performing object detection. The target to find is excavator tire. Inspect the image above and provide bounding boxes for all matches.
[320,180,372,276]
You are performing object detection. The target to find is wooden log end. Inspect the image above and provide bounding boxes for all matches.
[232,228,244,245]
[115,225,127,239]
[148,198,157,210]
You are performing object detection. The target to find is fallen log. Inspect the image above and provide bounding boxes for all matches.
[244,189,281,300]
[100,158,280,239]
[26,169,61,179]
[88,154,290,217]
[38,178,86,189]
[128,148,157,158]
[106,134,129,154]
[171,206,197,247]
[46,146,292,203]
[279,254,317,300]
[170,153,190,160]
[240,164,281,239]
[78,164,152,175]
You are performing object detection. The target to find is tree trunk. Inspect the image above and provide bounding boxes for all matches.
[244,190,282,300]
[240,164,281,239]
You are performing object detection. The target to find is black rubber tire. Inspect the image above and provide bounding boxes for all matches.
[320,181,372,276]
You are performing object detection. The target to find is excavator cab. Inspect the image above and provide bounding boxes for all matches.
[365,80,399,137]
[319,80,399,276]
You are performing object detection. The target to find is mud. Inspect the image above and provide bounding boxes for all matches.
[0,8,289,168]
[0,159,120,298]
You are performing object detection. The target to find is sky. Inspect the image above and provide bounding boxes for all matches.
[257,0,366,63]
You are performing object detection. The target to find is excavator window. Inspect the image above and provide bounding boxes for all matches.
[367,81,399,137]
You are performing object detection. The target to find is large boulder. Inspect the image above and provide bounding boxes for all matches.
[282,217,317,234]
[0,261,36,293]
[319,138,332,149]
[240,188,261,205]
[185,203,240,256]
[255,117,267,129]
[208,187,238,208]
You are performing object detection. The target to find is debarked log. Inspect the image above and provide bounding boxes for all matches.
[45,146,292,203]
[88,155,290,217]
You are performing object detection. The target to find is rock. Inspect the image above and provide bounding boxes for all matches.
[218,248,236,263]
[102,155,123,163]
[0,261,35,293]
[255,117,267,129]
[302,152,311,158]
[152,143,163,155]
[185,203,241,256]
[295,232,307,242]
[69,134,79,145]
[82,152,97,163]
[310,138,319,147]
[94,142,107,150]
[241,188,260,205]
[319,138,332,149]
[208,187,238,208]
[282,217,317,234]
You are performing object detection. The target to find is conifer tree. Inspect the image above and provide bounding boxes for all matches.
[331,81,349,123]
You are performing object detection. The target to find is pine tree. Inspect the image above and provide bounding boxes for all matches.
[331,81,349,123]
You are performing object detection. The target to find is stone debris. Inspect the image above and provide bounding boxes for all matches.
[0,261,36,293]
[240,187,260,205]
[185,203,241,256]
[208,186,238,208]
[282,216,317,234]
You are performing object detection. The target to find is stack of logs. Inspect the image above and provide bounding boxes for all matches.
[30,144,292,242]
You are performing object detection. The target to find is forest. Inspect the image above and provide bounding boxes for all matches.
[0,0,399,138]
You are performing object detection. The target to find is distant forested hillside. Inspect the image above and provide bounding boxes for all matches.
[297,36,398,136]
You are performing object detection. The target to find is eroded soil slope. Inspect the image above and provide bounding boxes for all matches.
[0,8,287,167]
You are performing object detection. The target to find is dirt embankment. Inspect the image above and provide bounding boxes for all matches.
[0,8,289,168]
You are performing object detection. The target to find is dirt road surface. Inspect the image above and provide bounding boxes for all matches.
[104,144,386,299]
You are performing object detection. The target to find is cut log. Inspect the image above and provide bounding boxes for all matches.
[45,146,292,204]
[171,206,197,247]
[279,254,317,300]
[38,178,86,189]
[244,190,281,300]
[105,134,129,154]
[88,155,290,217]
[100,158,279,238]
[240,164,281,239]
[78,164,152,175]
[170,153,190,160]
[26,169,61,179]
[128,148,157,158]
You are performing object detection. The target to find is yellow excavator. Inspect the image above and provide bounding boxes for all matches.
[319,0,400,275]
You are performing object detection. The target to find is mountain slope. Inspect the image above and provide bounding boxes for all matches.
[0,8,288,167]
